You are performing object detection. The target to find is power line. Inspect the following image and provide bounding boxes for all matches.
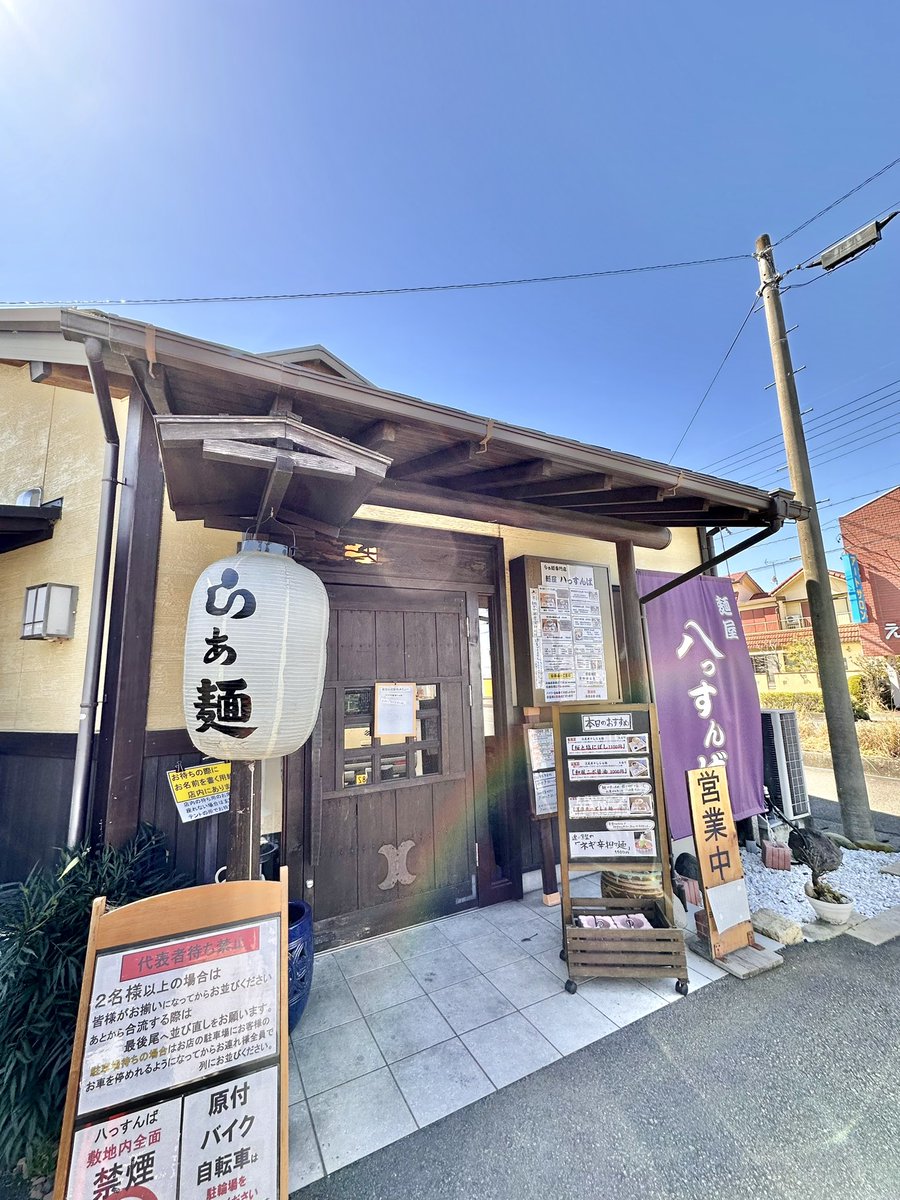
[667,300,760,463]
[740,397,900,481]
[0,253,754,309]
[742,420,900,486]
[774,153,900,246]
[702,375,900,473]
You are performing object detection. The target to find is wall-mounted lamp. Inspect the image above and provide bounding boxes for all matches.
[21,583,79,640]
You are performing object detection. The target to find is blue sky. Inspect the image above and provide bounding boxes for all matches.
[2,1,898,583]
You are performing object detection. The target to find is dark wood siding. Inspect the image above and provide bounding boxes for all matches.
[0,733,75,882]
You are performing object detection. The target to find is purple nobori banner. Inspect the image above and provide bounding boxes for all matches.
[637,570,764,842]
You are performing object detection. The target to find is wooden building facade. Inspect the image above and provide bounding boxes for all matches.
[0,309,804,948]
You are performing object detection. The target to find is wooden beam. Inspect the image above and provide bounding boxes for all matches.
[389,440,479,480]
[27,360,131,399]
[357,420,397,454]
[159,415,390,476]
[256,455,295,524]
[472,472,612,501]
[372,479,672,549]
[91,388,165,848]
[201,439,356,478]
[126,357,174,415]
[444,458,552,491]
[536,486,665,510]
[176,501,342,539]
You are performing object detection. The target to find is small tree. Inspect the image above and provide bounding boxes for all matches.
[847,654,896,712]
[782,637,820,686]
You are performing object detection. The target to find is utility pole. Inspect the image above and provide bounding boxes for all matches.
[755,233,875,844]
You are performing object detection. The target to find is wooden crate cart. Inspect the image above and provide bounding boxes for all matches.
[553,702,688,996]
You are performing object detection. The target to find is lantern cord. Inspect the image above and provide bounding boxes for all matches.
[246,508,298,555]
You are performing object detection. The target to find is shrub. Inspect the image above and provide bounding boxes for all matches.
[759,689,868,720]
[759,690,824,713]
[0,825,183,1175]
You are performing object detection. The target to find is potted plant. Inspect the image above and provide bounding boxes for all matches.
[787,825,854,925]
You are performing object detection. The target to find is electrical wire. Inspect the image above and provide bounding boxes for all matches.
[0,253,753,309]
[667,300,760,463]
[702,376,900,473]
[774,153,900,246]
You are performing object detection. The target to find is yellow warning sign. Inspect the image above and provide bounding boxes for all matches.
[167,761,231,823]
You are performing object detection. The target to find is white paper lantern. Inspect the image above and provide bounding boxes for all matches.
[183,548,330,760]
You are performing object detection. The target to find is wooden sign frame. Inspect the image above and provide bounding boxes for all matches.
[554,702,671,900]
[686,765,755,959]
[55,872,289,1200]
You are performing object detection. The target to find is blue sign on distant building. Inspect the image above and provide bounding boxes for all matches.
[841,552,869,623]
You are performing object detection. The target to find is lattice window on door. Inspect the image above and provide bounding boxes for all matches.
[341,684,442,788]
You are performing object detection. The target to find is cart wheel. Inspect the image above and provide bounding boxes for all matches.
[564,979,578,995]
[559,948,567,961]
[675,979,689,996]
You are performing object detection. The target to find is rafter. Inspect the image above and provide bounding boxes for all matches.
[389,440,479,480]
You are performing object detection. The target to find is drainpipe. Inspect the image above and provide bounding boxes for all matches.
[67,337,120,848]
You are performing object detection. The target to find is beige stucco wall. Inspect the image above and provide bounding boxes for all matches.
[145,501,236,730]
[0,363,128,732]
[145,502,703,730]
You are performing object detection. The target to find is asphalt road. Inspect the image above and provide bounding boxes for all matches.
[806,765,900,822]
[298,934,900,1200]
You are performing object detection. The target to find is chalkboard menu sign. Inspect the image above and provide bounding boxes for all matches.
[553,702,665,868]
[523,723,557,818]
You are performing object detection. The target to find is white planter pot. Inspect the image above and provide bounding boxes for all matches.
[804,882,854,925]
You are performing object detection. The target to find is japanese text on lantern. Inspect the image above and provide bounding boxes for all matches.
[194,568,258,740]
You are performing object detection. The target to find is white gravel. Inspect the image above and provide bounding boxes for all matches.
[742,842,900,924]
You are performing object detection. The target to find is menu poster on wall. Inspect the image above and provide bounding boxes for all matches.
[523,724,558,818]
[554,704,663,866]
[525,560,607,703]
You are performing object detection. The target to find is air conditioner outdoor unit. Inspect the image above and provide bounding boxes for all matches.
[760,708,811,826]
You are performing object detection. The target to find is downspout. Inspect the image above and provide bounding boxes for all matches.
[67,337,120,848]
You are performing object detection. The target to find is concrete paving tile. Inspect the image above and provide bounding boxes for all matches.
[521,990,617,1054]
[577,977,669,1027]
[288,1100,324,1190]
[477,900,531,928]
[404,944,481,993]
[297,1017,385,1097]
[346,960,424,1015]
[685,947,728,981]
[307,1067,416,1173]
[366,994,454,1063]
[429,975,516,1034]
[335,938,401,978]
[486,956,562,1009]
[533,946,570,982]
[481,904,550,942]
[293,977,362,1039]
[288,1040,303,1103]
[386,922,452,960]
[391,1038,494,1126]
[644,976,684,1003]
[434,910,496,945]
[308,953,342,988]
[461,1011,560,1089]
[457,929,528,973]
[518,921,564,957]
[848,906,900,946]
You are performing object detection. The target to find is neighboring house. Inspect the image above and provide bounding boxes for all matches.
[729,568,862,692]
[839,485,900,657]
[0,307,805,949]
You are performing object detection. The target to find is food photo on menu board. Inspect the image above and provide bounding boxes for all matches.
[568,756,651,781]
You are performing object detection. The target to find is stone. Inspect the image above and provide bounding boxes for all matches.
[853,840,898,853]
[823,831,859,852]
[879,861,900,877]
[751,907,804,946]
